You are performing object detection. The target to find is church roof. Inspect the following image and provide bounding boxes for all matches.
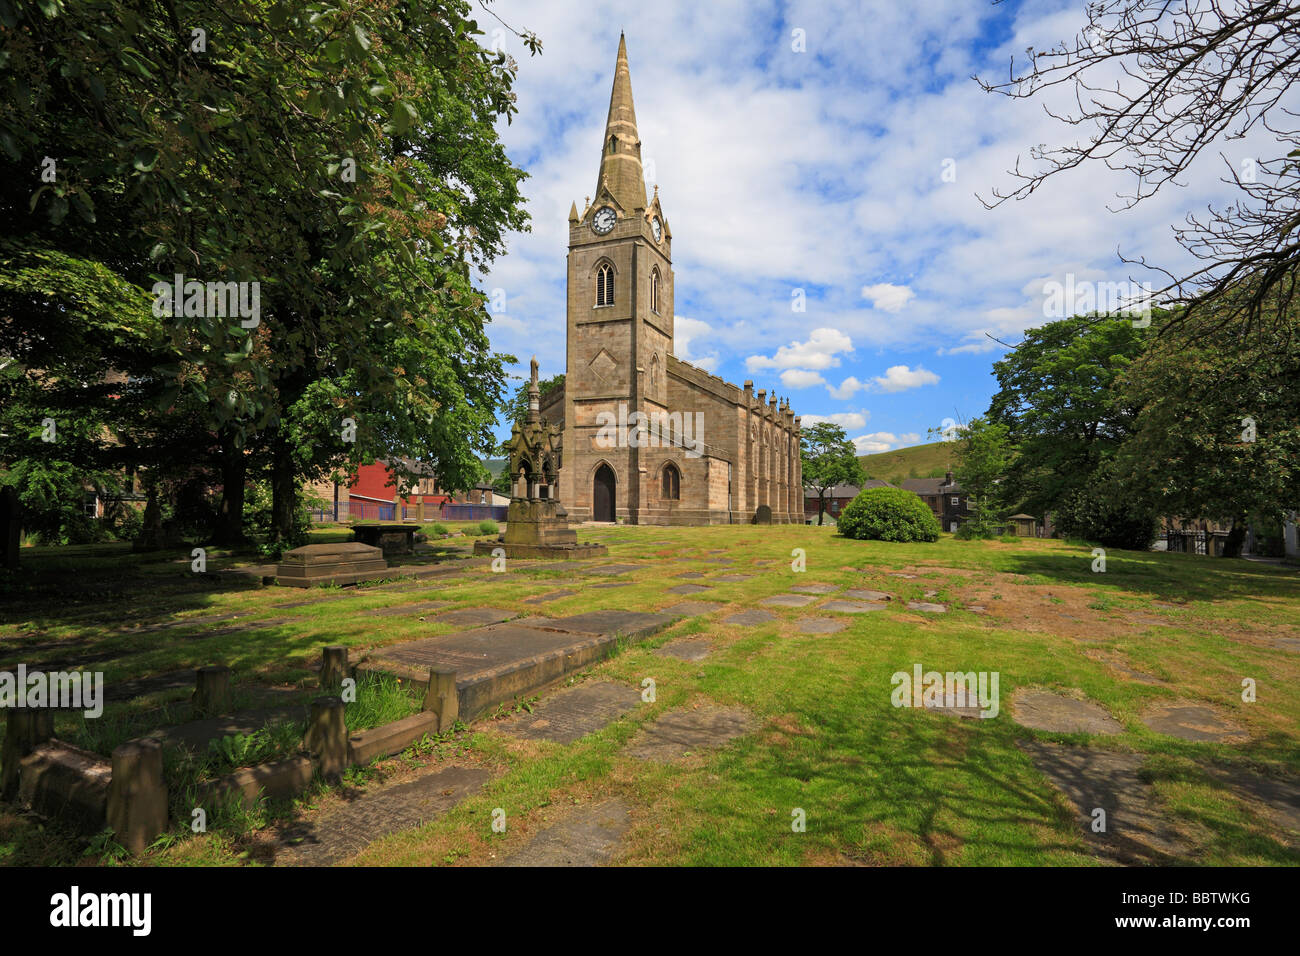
[595,33,648,215]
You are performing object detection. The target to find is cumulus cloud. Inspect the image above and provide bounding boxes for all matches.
[871,365,940,393]
[801,411,869,430]
[827,376,865,400]
[860,283,915,313]
[781,369,827,389]
[852,431,902,454]
[673,316,719,372]
[746,328,852,372]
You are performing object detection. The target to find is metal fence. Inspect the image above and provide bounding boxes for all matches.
[440,503,507,522]
[1165,529,1230,556]
[306,501,506,524]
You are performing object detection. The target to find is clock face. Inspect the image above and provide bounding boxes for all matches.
[651,216,662,242]
[592,206,616,235]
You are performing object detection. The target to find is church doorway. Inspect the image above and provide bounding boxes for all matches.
[593,464,616,522]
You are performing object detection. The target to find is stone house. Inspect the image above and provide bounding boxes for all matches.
[540,36,803,525]
[803,479,895,523]
[901,471,970,533]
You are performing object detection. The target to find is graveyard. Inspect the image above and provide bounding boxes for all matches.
[1,522,1297,866]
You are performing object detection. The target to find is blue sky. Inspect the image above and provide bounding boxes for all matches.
[476,0,1275,452]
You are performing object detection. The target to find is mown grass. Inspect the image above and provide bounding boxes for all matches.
[3,523,1298,865]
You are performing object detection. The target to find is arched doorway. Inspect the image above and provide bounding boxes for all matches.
[593,464,616,522]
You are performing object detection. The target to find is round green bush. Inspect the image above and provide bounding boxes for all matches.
[477,519,499,536]
[837,487,940,543]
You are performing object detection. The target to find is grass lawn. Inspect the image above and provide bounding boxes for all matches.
[2,523,1297,866]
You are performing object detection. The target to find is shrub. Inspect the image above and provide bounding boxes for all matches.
[837,487,940,543]
[1054,486,1159,550]
[431,521,449,536]
[477,519,499,536]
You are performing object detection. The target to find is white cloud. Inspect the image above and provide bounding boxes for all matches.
[860,283,915,313]
[673,315,719,372]
[746,328,852,372]
[871,365,940,393]
[827,376,865,400]
[852,431,902,454]
[780,368,827,389]
[801,411,869,430]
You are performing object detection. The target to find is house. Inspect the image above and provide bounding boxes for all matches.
[901,471,970,533]
[803,480,895,523]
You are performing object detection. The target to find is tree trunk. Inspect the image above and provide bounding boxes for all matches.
[269,432,299,547]
[211,433,247,545]
[818,494,828,526]
[1223,515,1247,558]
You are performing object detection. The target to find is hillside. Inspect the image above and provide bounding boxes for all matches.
[857,441,955,486]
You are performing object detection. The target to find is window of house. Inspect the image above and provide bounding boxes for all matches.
[831,501,839,512]
[596,264,614,306]
[661,462,680,500]
[951,496,959,505]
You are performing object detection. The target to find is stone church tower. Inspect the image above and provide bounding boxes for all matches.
[544,35,804,525]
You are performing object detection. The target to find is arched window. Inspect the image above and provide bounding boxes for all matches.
[596,263,614,306]
[608,136,617,154]
[661,462,680,500]
[650,268,660,313]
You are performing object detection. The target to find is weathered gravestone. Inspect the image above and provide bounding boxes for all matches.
[752,504,772,525]
[275,542,398,588]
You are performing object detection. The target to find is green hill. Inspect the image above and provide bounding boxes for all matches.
[857,441,956,486]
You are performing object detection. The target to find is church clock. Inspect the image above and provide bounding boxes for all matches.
[651,216,662,242]
[592,206,616,235]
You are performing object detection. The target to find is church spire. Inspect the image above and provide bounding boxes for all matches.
[595,33,647,214]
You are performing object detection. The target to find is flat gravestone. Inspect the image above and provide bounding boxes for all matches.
[365,601,453,617]
[524,590,576,605]
[725,610,777,626]
[1270,637,1300,653]
[655,639,712,661]
[797,618,847,635]
[1011,688,1121,735]
[907,601,947,613]
[701,558,733,565]
[498,682,641,744]
[711,574,754,583]
[661,602,725,618]
[674,571,707,579]
[888,573,918,579]
[667,583,712,595]
[1140,703,1247,743]
[626,706,755,763]
[1018,741,1187,864]
[844,589,891,602]
[587,564,641,576]
[273,593,354,610]
[276,765,490,866]
[1205,766,1300,837]
[1107,660,1164,685]
[435,607,518,628]
[545,610,673,639]
[789,583,836,594]
[760,593,816,608]
[500,797,630,867]
[821,600,887,614]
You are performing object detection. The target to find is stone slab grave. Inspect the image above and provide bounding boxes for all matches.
[364,601,454,618]
[275,542,400,588]
[351,523,417,555]
[907,602,947,613]
[724,610,777,627]
[667,583,711,595]
[789,583,836,594]
[363,609,675,722]
[435,607,518,628]
[1204,766,1300,839]
[586,564,642,576]
[1011,688,1122,735]
[674,571,706,579]
[660,602,724,617]
[1018,741,1188,864]
[655,638,712,661]
[500,797,630,867]
[276,765,491,867]
[496,682,641,744]
[797,618,847,635]
[1140,702,1247,743]
[844,589,891,602]
[524,589,576,605]
[626,705,755,762]
[589,582,632,589]
[821,600,887,614]
[760,593,816,608]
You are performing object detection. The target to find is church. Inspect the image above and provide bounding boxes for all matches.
[540,35,804,525]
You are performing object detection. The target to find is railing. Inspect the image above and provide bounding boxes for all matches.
[1166,529,1231,556]
[440,503,507,522]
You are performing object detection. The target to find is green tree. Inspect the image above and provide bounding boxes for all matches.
[987,315,1147,515]
[953,416,1011,538]
[800,422,866,525]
